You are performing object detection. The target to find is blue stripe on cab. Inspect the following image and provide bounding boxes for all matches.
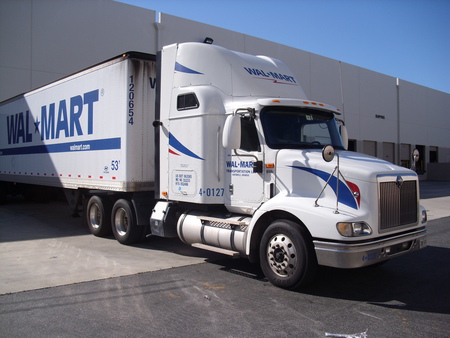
[290,165,358,210]
[169,133,204,160]
[174,62,203,75]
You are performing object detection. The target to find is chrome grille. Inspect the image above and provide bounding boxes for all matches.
[379,180,418,231]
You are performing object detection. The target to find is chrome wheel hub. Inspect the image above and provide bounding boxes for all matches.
[267,234,297,277]
[114,208,129,236]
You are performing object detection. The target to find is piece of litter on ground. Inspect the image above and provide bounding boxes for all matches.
[325,329,368,337]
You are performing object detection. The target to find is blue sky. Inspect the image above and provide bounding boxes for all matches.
[117,0,449,93]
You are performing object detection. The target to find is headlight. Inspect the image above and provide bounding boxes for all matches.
[421,208,427,224]
[337,222,372,237]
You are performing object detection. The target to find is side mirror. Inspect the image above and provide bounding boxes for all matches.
[222,115,241,149]
[339,124,349,150]
[322,145,335,162]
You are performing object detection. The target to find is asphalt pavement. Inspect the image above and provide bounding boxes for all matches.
[0,181,449,337]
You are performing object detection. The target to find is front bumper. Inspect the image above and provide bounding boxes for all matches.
[314,227,427,268]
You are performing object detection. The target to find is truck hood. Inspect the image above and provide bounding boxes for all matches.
[276,149,417,211]
[277,149,416,183]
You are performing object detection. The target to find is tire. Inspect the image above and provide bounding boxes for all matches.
[259,220,317,290]
[86,195,112,237]
[111,199,142,245]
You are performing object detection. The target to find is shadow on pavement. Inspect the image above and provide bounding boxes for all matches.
[207,217,450,316]
[207,244,450,316]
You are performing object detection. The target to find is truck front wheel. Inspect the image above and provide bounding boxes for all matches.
[86,196,112,237]
[111,199,142,245]
[260,220,317,290]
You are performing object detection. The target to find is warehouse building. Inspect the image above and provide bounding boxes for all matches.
[1,0,449,180]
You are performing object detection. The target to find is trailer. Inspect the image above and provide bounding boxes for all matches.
[0,42,427,289]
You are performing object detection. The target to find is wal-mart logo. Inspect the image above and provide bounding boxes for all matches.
[6,89,99,145]
[243,67,297,84]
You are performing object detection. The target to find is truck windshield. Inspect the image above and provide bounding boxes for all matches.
[260,107,345,150]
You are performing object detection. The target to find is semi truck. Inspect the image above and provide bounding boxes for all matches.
[0,42,427,289]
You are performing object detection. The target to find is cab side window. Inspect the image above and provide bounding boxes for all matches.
[240,117,260,152]
[177,93,199,110]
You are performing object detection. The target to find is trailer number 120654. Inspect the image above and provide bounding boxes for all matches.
[128,75,135,125]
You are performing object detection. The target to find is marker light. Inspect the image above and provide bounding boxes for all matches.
[203,37,214,44]
[337,222,372,237]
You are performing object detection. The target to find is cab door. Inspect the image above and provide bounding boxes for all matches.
[224,116,264,213]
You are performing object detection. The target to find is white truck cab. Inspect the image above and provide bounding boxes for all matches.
[152,42,427,289]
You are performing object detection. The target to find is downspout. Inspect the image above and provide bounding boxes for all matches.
[338,61,345,121]
[153,12,163,53]
[396,78,401,166]
[153,13,163,198]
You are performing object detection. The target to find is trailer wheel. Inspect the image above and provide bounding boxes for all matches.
[86,196,112,237]
[260,220,317,290]
[111,199,141,245]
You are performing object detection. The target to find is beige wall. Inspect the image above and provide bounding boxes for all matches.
[1,0,449,176]
[0,0,156,101]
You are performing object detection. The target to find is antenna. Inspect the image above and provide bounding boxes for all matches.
[314,145,344,214]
